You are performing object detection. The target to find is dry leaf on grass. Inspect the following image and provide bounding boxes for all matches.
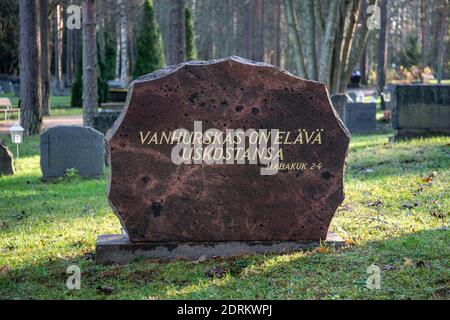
[403,258,414,268]
[0,265,9,274]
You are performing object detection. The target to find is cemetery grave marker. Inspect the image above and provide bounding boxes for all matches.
[343,103,377,134]
[96,57,350,263]
[392,85,450,140]
[40,126,104,179]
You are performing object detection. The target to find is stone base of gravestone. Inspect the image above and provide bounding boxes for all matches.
[392,85,450,140]
[0,140,14,176]
[95,233,345,264]
[344,103,377,134]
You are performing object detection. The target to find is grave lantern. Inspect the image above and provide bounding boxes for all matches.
[9,123,24,158]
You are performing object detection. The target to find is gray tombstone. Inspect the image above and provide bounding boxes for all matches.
[93,110,122,134]
[40,126,104,179]
[392,85,450,140]
[331,93,352,119]
[0,140,14,176]
[343,103,377,134]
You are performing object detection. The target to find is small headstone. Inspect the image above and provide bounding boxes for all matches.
[0,140,14,176]
[107,89,128,102]
[343,103,377,134]
[40,126,104,179]
[382,84,396,110]
[392,85,450,139]
[93,110,122,134]
[331,93,352,119]
[97,57,349,263]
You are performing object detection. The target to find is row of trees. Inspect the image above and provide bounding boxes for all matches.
[7,0,450,135]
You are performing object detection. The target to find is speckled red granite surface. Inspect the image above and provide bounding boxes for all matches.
[106,56,350,243]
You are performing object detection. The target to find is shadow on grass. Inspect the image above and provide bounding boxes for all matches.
[1,228,448,300]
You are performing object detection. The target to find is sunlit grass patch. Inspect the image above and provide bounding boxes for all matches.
[0,133,449,300]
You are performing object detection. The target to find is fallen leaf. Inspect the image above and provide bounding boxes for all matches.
[382,265,396,271]
[368,200,383,207]
[192,255,207,264]
[57,253,69,261]
[421,172,436,184]
[345,239,355,246]
[204,265,227,278]
[316,246,328,254]
[403,258,414,268]
[0,265,9,274]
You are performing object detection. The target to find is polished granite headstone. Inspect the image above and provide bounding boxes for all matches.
[97,57,350,263]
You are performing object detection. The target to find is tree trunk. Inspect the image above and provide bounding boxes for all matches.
[338,0,378,93]
[359,44,367,85]
[275,0,282,66]
[318,0,340,88]
[420,0,426,66]
[119,0,128,84]
[19,0,42,135]
[436,0,448,83]
[302,0,317,80]
[82,0,98,126]
[40,0,50,116]
[55,4,63,92]
[169,0,185,64]
[376,0,388,96]
[253,0,264,61]
[285,0,306,77]
[246,0,253,59]
[115,25,121,80]
[66,0,75,87]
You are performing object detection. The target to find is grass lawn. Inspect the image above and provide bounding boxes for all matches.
[0,132,448,300]
[1,93,81,118]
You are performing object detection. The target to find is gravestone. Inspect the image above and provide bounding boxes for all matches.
[93,110,122,134]
[0,140,14,176]
[343,103,377,134]
[96,56,350,263]
[40,126,104,179]
[382,84,396,110]
[392,85,450,140]
[330,93,352,119]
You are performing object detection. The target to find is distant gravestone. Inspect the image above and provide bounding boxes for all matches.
[93,110,122,134]
[0,140,14,176]
[343,103,377,134]
[392,85,450,139]
[40,126,104,179]
[96,57,349,263]
[331,93,352,119]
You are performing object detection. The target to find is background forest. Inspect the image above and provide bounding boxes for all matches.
[1,0,449,93]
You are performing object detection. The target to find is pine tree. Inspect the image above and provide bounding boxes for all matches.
[133,0,165,78]
[400,35,421,68]
[185,6,196,61]
[71,41,108,108]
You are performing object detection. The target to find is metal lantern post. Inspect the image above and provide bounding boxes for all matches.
[9,123,24,159]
